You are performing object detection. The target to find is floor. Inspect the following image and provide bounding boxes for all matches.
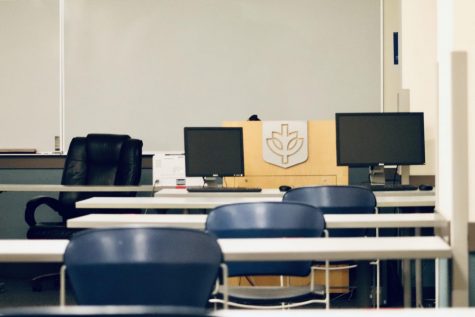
[0,277,75,307]
[0,276,361,309]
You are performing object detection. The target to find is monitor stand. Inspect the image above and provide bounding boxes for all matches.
[202,176,223,188]
[369,166,386,186]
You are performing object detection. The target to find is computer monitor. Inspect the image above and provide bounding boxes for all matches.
[184,127,244,185]
[335,112,425,184]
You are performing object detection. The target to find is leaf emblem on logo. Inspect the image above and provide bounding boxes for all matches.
[266,124,304,165]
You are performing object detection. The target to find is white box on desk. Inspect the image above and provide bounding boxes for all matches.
[153,152,203,187]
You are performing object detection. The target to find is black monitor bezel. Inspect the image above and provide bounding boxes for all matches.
[335,112,426,167]
[184,127,245,177]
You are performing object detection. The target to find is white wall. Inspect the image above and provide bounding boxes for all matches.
[452,0,475,223]
[400,0,437,176]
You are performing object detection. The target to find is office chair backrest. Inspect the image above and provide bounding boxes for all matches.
[283,185,376,237]
[59,134,143,219]
[206,201,325,277]
[64,228,223,307]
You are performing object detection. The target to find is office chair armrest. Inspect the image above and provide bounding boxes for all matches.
[25,196,63,226]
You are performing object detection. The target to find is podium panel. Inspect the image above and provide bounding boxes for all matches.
[223,120,348,187]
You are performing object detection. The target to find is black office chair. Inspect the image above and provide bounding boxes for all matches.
[24,134,142,291]
[25,133,143,239]
[61,228,223,308]
[283,185,377,305]
[205,201,328,309]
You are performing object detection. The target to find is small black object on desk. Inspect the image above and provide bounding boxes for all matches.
[279,185,292,192]
[418,184,433,191]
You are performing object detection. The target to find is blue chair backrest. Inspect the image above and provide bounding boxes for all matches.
[206,201,325,277]
[0,306,208,317]
[283,185,376,237]
[64,228,223,307]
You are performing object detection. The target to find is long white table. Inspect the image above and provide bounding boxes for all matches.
[156,187,435,197]
[0,240,68,262]
[215,308,474,317]
[67,212,448,230]
[0,236,450,263]
[218,236,451,261]
[0,184,153,192]
[75,194,436,209]
[1,236,450,308]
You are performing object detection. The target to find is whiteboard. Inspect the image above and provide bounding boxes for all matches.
[0,0,59,152]
[0,0,381,152]
[65,0,381,151]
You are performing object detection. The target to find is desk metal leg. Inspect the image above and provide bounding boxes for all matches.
[403,259,412,307]
[415,227,422,307]
[435,258,439,308]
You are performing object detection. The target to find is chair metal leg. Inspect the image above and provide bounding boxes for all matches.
[220,263,229,310]
[59,265,66,306]
[325,259,330,309]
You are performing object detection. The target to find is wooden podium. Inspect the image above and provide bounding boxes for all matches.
[223,120,350,293]
[223,120,348,188]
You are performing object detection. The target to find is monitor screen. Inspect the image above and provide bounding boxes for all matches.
[184,127,244,177]
[336,112,425,167]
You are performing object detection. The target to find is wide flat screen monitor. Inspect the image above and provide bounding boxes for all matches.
[336,112,425,167]
[184,127,244,178]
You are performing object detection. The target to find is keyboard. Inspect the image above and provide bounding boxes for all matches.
[370,184,418,191]
[186,186,262,193]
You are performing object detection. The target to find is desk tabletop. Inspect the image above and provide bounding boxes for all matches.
[218,236,451,261]
[67,212,448,230]
[0,236,450,263]
[76,196,283,209]
[156,188,435,197]
[0,239,68,262]
[0,184,154,192]
[215,308,473,317]
[76,194,435,209]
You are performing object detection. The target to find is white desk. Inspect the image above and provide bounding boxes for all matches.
[0,240,68,262]
[156,187,435,197]
[218,236,451,261]
[68,214,209,229]
[67,212,448,230]
[0,236,449,308]
[0,236,450,263]
[76,196,282,209]
[215,308,474,317]
[75,194,435,210]
[0,184,153,192]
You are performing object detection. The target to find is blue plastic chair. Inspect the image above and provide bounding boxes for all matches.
[60,228,223,308]
[205,201,328,309]
[283,185,377,305]
[283,185,377,237]
[0,306,208,317]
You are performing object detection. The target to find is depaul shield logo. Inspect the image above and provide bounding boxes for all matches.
[262,121,308,168]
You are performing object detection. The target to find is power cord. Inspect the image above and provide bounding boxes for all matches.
[393,165,399,186]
